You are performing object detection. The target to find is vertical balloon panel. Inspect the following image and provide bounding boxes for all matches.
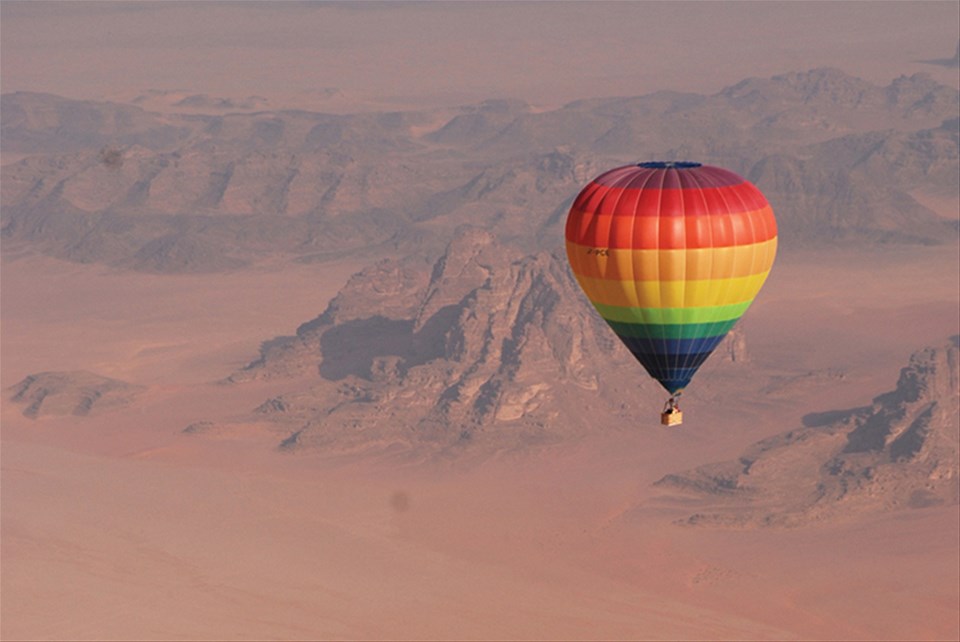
[565,162,777,395]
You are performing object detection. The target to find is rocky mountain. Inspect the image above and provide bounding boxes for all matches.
[227,229,760,454]
[717,68,958,132]
[653,338,960,527]
[748,117,959,243]
[458,68,957,155]
[2,69,957,272]
[7,371,145,419]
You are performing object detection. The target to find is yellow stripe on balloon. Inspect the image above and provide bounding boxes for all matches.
[572,271,771,308]
[565,238,777,282]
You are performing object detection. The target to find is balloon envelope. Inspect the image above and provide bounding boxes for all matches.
[565,161,777,394]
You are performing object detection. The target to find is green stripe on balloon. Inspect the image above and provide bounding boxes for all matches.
[605,318,739,339]
[590,301,752,325]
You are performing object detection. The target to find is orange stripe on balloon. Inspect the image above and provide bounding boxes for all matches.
[571,271,771,309]
[565,237,777,281]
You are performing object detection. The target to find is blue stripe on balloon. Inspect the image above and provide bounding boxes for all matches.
[614,334,727,356]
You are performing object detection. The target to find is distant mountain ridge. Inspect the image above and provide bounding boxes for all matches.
[3,68,958,272]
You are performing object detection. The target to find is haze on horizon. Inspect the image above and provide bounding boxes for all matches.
[2,1,958,110]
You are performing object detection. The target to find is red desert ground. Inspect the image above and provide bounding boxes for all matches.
[2,2,958,640]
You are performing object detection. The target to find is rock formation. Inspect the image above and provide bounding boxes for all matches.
[7,371,145,418]
[654,338,960,527]
[232,229,675,453]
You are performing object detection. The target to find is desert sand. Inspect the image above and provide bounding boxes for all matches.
[2,244,957,641]
[2,2,959,639]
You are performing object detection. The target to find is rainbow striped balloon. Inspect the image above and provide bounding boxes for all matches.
[565,161,777,394]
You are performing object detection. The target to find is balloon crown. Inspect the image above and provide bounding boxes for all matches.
[637,161,702,169]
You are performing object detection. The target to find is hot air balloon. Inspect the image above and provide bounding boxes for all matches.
[565,161,777,425]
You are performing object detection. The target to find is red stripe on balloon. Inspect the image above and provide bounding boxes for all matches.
[566,206,777,249]
[570,181,769,218]
[565,164,777,250]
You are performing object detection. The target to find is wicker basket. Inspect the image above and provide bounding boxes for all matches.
[660,410,683,426]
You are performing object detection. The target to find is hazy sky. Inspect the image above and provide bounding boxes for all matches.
[2,1,958,108]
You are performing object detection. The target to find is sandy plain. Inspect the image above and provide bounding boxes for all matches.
[2,242,958,641]
[2,2,959,637]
